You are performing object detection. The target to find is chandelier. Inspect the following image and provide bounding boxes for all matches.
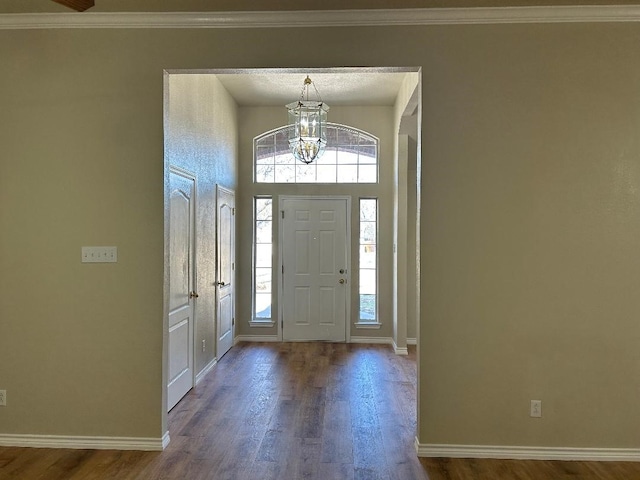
[286,76,330,164]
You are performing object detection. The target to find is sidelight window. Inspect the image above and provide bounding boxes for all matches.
[253,197,273,323]
[359,198,378,324]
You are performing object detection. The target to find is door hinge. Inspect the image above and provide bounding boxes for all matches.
[282,265,284,274]
[281,210,285,219]
[232,262,235,270]
[232,207,235,215]
[232,317,235,326]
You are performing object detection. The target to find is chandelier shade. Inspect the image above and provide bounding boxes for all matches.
[286,77,330,164]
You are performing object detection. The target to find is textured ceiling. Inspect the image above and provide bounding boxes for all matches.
[214,69,411,107]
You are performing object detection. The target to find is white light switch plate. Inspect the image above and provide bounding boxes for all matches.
[530,399,542,418]
[82,246,118,263]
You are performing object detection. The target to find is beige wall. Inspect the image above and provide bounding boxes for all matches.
[0,29,167,438]
[420,24,640,447]
[236,105,395,340]
[1,20,640,450]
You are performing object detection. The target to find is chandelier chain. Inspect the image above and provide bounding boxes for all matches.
[298,76,323,104]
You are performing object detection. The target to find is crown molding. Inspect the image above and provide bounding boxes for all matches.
[1,6,640,30]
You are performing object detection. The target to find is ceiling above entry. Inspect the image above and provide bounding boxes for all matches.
[52,0,94,12]
[214,70,408,107]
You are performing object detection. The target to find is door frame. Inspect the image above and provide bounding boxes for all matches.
[277,195,352,342]
[167,165,198,409]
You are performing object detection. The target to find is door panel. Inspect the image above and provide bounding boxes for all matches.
[168,168,196,412]
[319,287,337,325]
[169,192,190,312]
[216,186,235,359]
[168,308,190,381]
[282,198,348,341]
[294,287,311,326]
[218,294,233,348]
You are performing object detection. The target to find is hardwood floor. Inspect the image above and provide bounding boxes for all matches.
[1,342,640,479]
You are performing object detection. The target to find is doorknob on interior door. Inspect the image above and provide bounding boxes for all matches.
[216,281,226,286]
[339,279,346,284]
[189,291,199,299]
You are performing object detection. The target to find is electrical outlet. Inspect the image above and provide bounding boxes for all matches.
[530,399,541,418]
[0,390,6,406]
[202,339,206,352]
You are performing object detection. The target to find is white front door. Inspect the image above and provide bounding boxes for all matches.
[216,186,235,359]
[281,197,349,342]
[168,168,196,411]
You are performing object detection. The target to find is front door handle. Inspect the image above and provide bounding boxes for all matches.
[339,279,346,284]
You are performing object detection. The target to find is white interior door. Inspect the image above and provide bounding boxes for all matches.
[168,168,196,412]
[216,186,235,359]
[281,197,349,342]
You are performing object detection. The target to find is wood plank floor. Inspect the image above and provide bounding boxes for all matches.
[1,342,640,479]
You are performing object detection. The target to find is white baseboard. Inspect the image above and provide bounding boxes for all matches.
[235,334,280,343]
[407,337,417,345]
[350,336,408,355]
[392,340,409,356]
[415,440,640,462]
[349,336,393,345]
[236,335,405,352]
[195,357,217,385]
[0,433,167,451]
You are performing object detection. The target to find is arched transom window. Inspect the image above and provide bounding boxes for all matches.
[254,123,378,184]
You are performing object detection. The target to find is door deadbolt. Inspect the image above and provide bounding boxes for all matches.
[339,269,346,274]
